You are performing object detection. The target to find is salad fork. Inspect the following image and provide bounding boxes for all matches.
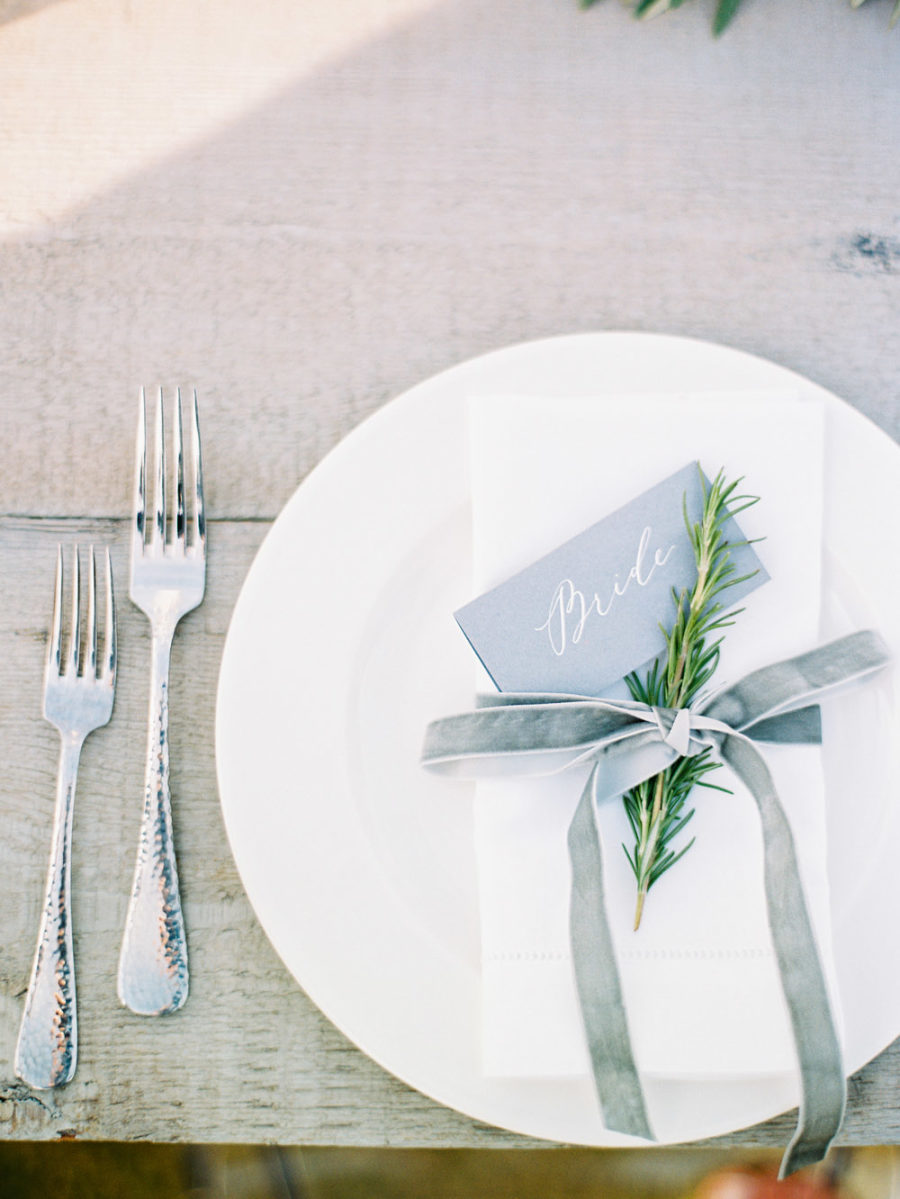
[118,387,205,1016]
[15,546,116,1089]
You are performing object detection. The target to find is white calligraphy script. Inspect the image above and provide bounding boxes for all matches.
[536,526,676,656]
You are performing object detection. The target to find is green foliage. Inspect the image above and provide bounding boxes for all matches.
[623,469,759,928]
[580,0,900,35]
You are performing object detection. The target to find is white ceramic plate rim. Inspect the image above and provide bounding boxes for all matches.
[216,332,900,1147]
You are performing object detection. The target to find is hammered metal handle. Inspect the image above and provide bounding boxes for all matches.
[117,627,189,1015]
[15,736,81,1088]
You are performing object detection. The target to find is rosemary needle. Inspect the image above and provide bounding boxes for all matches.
[623,468,759,930]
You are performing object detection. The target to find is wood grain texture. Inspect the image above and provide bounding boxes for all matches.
[1,517,899,1149]
[0,0,898,1150]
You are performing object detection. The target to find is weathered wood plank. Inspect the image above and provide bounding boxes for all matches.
[0,0,899,1151]
[0,0,897,521]
[0,516,521,1145]
[0,516,898,1148]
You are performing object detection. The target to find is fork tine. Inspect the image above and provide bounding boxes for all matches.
[87,546,97,677]
[153,387,166,545]
[133,389,147,553]
[191,389,205,548]
[174,387,186,544]
[67,547,81,676]
[104,546,116,679]
[48,546,63,674]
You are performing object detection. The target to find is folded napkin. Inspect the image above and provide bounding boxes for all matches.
[468,390,835,1081]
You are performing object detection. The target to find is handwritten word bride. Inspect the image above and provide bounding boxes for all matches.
[536,527,675,656]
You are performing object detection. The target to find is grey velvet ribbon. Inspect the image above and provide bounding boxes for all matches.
[421,630,890,1177]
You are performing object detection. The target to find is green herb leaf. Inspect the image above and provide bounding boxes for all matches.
[580,0,896,35]
[713,0,742,34]
[624,468,756,929]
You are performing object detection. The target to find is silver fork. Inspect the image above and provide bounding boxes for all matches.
[117,387,206,1016]
[15,546,116,1089]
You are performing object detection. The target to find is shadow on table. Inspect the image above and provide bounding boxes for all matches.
[0,0,67,26]
[1,0,899,1174]
[0,0,897,522]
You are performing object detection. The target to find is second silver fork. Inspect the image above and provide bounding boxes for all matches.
[118,387,206,1016]
[16,546,116,1089]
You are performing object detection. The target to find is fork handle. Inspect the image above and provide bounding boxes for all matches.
[117,627,189,1015]
[15,735,82,1089]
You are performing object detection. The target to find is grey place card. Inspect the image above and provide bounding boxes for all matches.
[455,462,768,697]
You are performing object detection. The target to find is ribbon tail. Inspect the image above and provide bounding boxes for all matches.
[567,763,654,1141]
[720,734,845,1179]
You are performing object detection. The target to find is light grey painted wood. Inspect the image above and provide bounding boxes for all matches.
[1,516,899,1149]
[0,0,899,525]
[0,0,898,1150]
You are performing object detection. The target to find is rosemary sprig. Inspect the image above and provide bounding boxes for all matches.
[623,468,760,930]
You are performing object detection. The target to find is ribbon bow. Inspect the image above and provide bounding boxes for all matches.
[422,630,890,1177]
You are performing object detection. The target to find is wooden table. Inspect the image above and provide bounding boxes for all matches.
[1,0,898,1150]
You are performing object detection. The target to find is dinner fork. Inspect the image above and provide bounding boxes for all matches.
[15,546,116,1089]
[117,387,205,1016]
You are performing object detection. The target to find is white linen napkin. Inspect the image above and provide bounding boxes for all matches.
[469,391,834,1080]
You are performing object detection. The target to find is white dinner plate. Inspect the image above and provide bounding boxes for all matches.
[216,332,900,1146]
